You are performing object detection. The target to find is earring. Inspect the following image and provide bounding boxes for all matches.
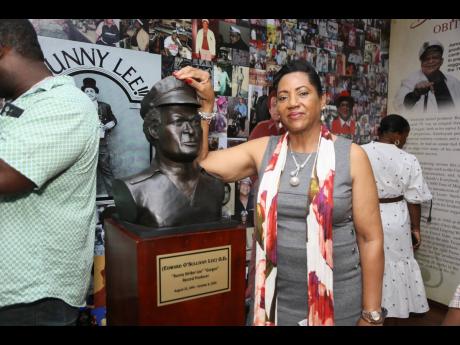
[320,106,326,123]
[394,139,400,146]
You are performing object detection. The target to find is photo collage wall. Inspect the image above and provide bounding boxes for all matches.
[29,18,391,151]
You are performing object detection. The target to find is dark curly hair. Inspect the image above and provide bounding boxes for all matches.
[378,114,410,136]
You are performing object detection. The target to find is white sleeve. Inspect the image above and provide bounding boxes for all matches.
[404,155,432,204]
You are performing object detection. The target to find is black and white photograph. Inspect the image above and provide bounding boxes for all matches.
[38,36,161,198]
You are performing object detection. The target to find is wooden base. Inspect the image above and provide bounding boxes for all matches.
[105,218,246,325]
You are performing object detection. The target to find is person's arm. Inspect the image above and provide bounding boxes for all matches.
[103,104,117,130]
[173,66,267,182]
[0,159,35,195]
[349,143,385,326]
[407,202,422,249]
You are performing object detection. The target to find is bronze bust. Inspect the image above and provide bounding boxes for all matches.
[112,76,224,228]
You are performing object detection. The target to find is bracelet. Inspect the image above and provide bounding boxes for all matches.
[198,111,216,123]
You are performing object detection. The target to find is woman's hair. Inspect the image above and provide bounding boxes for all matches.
[273,60,323,96]
[378,114,410,136]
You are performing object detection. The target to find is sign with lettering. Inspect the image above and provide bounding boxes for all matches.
[157,246,231,306]
[388,19,460,305]
[38,36,161,197]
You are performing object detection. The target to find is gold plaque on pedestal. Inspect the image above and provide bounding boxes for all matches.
[156,245,231,306]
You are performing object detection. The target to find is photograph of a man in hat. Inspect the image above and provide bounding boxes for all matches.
[331,90,356,140]
[129,19,149,52]
[81,77,118,197]
[163,29,183,57]
[394,40,460,113]
[194,19,216,61]
[226,25,249,51]
[112,75,224,228]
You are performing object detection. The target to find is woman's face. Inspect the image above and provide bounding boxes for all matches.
[276,71,324,134]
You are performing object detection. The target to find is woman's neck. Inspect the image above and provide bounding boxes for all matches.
[376,136,393,145]
[288,122,322,153]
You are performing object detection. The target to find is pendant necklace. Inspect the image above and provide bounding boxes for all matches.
[289,148,313,187]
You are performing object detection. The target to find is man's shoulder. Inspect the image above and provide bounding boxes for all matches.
[25,80,95,118]
[45,78,94,107]
[98,101,112,109]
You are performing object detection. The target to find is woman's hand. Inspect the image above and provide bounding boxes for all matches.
[173,67,214,112]
[356,318,383,326]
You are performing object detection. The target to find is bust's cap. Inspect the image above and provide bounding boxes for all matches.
[140,76,201,118]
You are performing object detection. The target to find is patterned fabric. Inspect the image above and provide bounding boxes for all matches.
[0,75,100,308]
[362,141,431,318]
[253,125,336,326]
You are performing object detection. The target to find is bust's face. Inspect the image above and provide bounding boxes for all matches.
[157,104,202,162]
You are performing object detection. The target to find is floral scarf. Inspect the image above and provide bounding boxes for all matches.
[253,125,335,326]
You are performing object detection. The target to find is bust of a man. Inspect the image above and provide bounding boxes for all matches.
[112,76,224,228]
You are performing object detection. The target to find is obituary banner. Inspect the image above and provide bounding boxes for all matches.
[38,36,161,196]
[388,19,460,305]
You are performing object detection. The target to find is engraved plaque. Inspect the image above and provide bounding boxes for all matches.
[157,245,231,306]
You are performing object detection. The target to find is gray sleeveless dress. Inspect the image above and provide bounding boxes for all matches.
[247,135,362,326]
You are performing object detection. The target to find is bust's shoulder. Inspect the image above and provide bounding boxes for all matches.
[124,166,162,185]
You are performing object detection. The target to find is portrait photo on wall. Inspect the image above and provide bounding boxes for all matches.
[213,62,233,97]
[248,84,269,132]
[67,19,122,47]
[250,25,267,50]
[233,178,254,227]
[148,19,193,59]
[117,19,150,52]
[219,21,250,52]
[217,46,232,65]
[226,96,249,138]
[38,36,161,199]
[249,68,267,87]
[210,96,229,135]
[231,66,249,98]
[192,19,218,61]
[232,48,250,67]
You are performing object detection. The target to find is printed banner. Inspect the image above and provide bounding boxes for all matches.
[388,19,460,305]
[38,36,161,197]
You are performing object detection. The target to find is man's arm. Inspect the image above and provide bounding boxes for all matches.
[102,103,117,130]
[0,159,35,195]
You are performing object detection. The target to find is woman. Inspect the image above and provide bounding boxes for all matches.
[173,60,384,326]
[362,114,432,321]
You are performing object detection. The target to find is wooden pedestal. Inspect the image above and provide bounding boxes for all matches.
[105,218,246,325]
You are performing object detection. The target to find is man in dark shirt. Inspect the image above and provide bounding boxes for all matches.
[226,26,249,51]
[96,19,119,46]
[112,76,224,228]
[81,77,117,197]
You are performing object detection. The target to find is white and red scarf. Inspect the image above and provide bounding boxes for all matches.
[253,125,335,326]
